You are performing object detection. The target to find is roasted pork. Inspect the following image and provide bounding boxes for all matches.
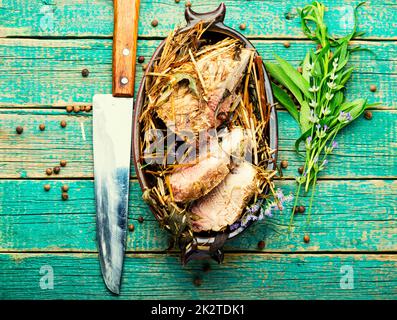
[156,46,253,135]
[169,127,250,203]
[191,162,258,232]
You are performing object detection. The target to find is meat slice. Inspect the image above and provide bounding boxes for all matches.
[169,127,250,203]
[155,46,253,135]
[191,162,258,232]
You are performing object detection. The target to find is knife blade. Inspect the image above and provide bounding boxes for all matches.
[93,0,140,294]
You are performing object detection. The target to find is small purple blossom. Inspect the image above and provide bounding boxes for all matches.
[230,222,241,231]
[307,136,312,143]
[332,141,338,149]
[346,112,352,121]
[322,159,328,166]
[316,124,321,130]
[323,125,328,131]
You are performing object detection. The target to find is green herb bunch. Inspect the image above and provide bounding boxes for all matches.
[265,1,373,226]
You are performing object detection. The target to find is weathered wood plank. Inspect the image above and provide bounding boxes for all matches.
[0,179,395,252]
[0,0,395,40]
[0,253,395,299]
[0,39,394,107]
[0,109,395,179]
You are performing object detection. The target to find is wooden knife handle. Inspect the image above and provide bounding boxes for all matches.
[112,0,140,97]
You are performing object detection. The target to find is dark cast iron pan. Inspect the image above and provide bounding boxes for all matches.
[133,3,278,264]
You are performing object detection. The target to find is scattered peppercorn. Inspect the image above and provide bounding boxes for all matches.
[53,166,61,174]
[73,106,81,113]
[60,120,67,128]
[298,205,306,213]
[80,106,86,112]
[151,19,158,27]
[298,166,304,174]
[257,240,265,249]
[297,66,303,73]
[66,106,73,113]
[16,126,23,134]
[44,184,51,191]
[293,206,299,214]
[61,192,69,201]
[185,1,192,7]
[202,263,211,273]
[46,168,53,176]
[303,234,310,243]
[128,224,135,232]
[85,105,92,112]
[138,56,145,63]
[138,216,144,223]
[60,160,67,167]
[175,0,180,3]
[370,84,377,92]
[280,160,288,169]
[39,124,45,131]
[239,23,246,30]
[364,110,373,120]
[193,277,202,287]
[81,68,89,77]
[283,41,290,48]
[61,184,69,192]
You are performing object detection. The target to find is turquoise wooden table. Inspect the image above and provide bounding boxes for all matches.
[0,0,396,299]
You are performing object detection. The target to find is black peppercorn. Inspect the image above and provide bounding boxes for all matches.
[281,160,288,168]
[138,216,144,223]
[298,205,306,213]
[298,166,304,174]
[53,166,61,174]
[60,120,67,128]
[283,41,290,48]
[138,56,145,63]
[62,192,69,201]
[151,19,158,27]
[44,184,51,191]
[61,184,69,192]
[39,124,45,131]
[16,126,23,134]
[239,23,246,30]
[128,224,135,232]
[364,110,373,120]
[81,68,89,77]
[193,277,202,287]
[304,234,310,243]
[46,168,53,176]
[257,240,265,249]
[66,106,73,113]
[370,85,377,92]
[60,160,67,167]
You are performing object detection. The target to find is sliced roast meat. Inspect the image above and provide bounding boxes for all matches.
[169,127,250,203]
[191,162,258,232]
[155,45,253,135]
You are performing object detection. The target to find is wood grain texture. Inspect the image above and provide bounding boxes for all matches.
[0,253,396,299]
[0,179,395,252]
[0,0,395,39]
[0,39,394,108]
[112,0,140,96]
[0,109,395,179]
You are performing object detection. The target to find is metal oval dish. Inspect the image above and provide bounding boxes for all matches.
[133,3,278,263]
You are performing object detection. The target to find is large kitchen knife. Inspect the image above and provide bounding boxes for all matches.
[93,0,140,294]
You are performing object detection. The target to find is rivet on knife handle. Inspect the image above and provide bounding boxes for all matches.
[112,0,140,97]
